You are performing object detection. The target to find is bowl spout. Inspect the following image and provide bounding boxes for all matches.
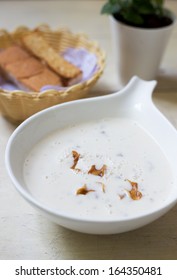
[118,76,157,106]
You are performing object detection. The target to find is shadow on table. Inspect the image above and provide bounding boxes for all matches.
[43,204,177,260]
[156,70,177,92]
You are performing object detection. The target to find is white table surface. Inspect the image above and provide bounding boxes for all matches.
[0,0,177,260]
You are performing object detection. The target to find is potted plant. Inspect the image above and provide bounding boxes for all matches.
[101,0,176,86]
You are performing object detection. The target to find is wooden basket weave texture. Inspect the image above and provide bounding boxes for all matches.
[0,25,105,123]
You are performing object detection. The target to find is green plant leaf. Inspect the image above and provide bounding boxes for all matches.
[101,0,169,26]
[152,0,164,8]
[163,8,174,19]
[122,10,144,25]
[101,2,121,15]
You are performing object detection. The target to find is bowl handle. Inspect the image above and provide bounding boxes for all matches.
[117,76,157,106]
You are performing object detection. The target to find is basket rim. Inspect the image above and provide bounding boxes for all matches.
[0,24,106,98]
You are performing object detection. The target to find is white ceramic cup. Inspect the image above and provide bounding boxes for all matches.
[110,14,176,87]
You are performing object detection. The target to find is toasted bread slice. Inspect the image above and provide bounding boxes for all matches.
[0,44,63,91]
[5,57,44,79]
[22,32,82,79]
[0,45,30,66]
[21,68,62,91]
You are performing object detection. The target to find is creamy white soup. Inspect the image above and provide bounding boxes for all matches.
[23,118,174,220]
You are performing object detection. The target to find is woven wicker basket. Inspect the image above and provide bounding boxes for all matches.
[0,25,105,124]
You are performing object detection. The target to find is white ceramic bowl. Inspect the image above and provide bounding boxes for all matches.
[5,76,177,234]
